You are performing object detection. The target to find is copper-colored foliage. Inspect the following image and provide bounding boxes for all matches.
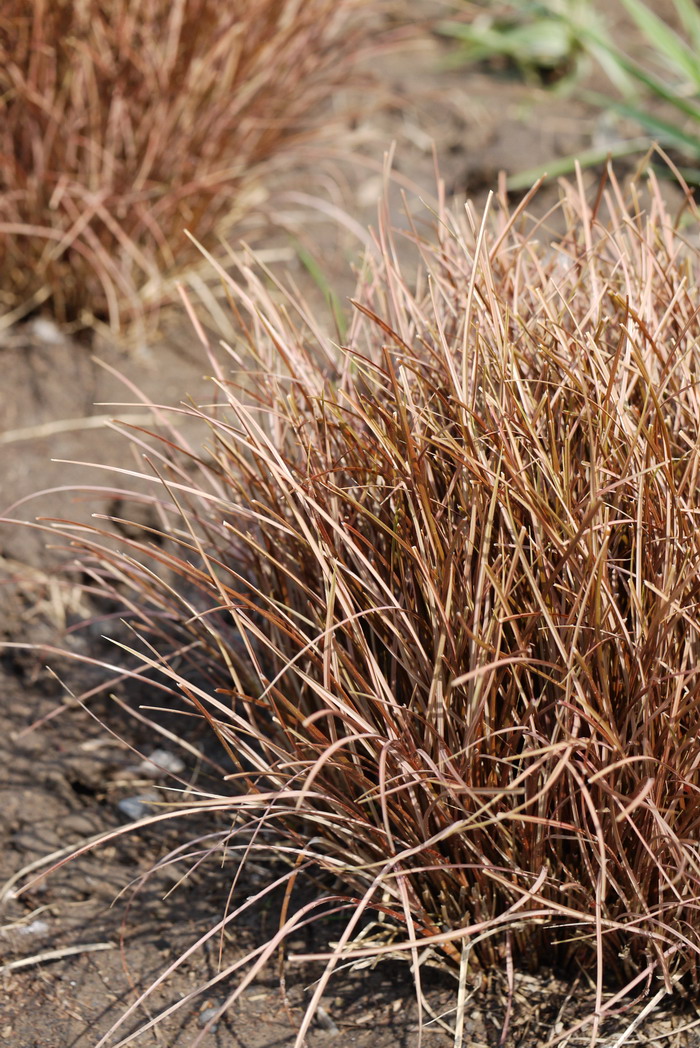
[0,0,363,332]
[35,169,700,1039]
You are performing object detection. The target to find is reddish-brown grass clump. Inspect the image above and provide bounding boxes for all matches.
[16,168,700,1042]
[0,0,365,335]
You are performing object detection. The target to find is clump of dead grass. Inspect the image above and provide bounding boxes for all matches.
[12,166,700,1044]
[0,0,366,336]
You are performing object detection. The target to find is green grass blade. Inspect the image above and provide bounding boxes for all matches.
[584,91,700,156]
[581,44,700,123]
[506,137,652,191]
[620,0,700,88]
[294,242,348,341]
[674,0,700,51]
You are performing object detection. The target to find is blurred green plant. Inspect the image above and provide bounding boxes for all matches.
[437,1,628,89]
[580,0,700,185]
[440,0,700,188]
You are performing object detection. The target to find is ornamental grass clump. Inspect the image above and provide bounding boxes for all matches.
[0,0,364,334]
[20,168,700,1042]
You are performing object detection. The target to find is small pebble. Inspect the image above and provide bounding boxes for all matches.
[29,316,64,344]
[14,919,50,936]
[117,794,157,820]
[1,918,50,938]
[198,1006,220,1031]
[315,1006,339,1035]
[137,748,185,778]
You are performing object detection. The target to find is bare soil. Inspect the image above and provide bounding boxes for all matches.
[2,13,699,1048]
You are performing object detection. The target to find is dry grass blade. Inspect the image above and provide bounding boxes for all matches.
[0,942,115,975]
[10,162,700,1043]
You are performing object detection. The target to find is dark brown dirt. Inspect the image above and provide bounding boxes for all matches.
[0,654,458,1048]
[3,10,700,1048]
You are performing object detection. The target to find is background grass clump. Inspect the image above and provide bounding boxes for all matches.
[45,168,700,1039]
[0,0,365,335]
